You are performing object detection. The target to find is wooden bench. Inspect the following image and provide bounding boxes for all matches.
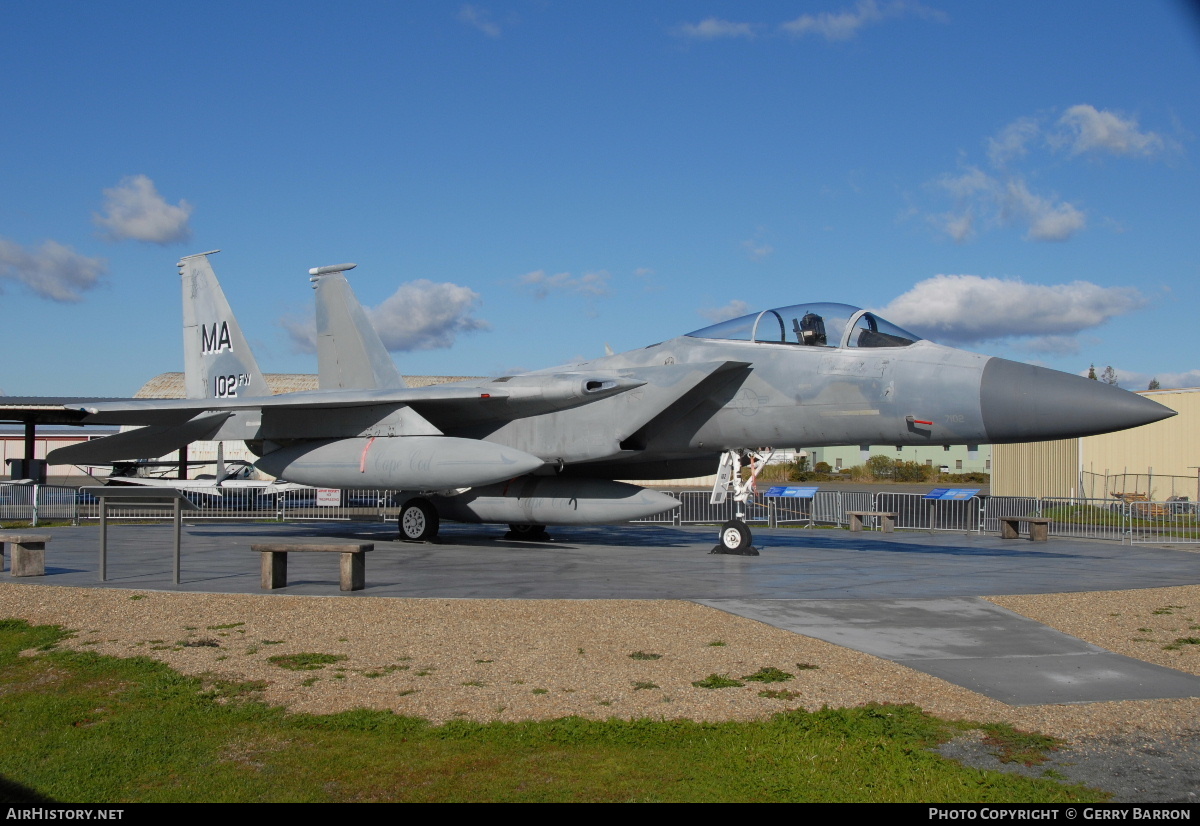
[0,533,51,577]
[846,511,898,533]
[251,543,374,592]
[999,516,1052,542]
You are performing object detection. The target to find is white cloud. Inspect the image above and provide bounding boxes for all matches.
[699,300,751,323]
[780,1,944,41]
[932,210,975,243]
[283,279,488,353]
[1016,335,1082,356]
[1129,370,1200,391]
[369,280,489,350]
[457,4,502,37]
[931,167,1085,242]
[675,17,756,40]
[986,117,1040,166]
[93,175,193,244]
[1001,178,1086,242]
[876,275,1145,346]
[517,269,611,299]
[0,238,106,302]
[1054,104,1165,157]
[742,229,774,261]
[936,166,992,199]
[924,104,1175,243]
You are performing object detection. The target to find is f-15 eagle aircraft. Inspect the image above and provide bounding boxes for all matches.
[20,250,1174,551]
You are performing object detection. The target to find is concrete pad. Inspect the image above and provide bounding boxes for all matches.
[697,597,1200,705]
[12,522,1200,600]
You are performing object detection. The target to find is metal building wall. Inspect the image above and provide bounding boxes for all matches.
[992,438,1080,497]
[1076,388,1200,501]
[992,388,1200,499]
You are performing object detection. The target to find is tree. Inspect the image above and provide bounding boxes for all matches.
[1148,378,1161,390]
[866,454,896,479]
[1100,366,1118,386]
[1088,364,1097,380]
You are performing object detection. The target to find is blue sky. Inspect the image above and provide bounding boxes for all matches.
[2,0,1198,396]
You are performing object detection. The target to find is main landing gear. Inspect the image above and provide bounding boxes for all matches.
[708,447,773,556]
[398,497,439,542]
[504,523,551,542]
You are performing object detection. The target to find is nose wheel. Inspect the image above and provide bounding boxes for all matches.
[712,519,758,556]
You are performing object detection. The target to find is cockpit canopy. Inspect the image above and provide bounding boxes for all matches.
[686,303,922,349]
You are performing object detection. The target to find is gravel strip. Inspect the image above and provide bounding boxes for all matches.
[4,583,1200,800]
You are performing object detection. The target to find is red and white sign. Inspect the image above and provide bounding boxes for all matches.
[316,488,341,507]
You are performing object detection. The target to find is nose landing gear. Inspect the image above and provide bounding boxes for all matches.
[708,448,772,556]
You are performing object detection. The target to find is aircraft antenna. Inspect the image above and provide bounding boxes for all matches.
[309,263,357,285]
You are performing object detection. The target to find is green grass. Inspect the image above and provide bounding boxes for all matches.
[267,653,346,671]
[979,724,1064,767]
[0,619,1107,803]
[1162,637,1200,651]
[741,667,794,683]
[692,673,745,689]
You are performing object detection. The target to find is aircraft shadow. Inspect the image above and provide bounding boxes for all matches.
[758,531,1079,559]
[0,773,58,804]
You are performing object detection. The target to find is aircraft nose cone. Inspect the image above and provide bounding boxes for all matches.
[980,357,1176,443]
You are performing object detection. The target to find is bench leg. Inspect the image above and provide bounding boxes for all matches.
[11,542,45,577]
[1,541,5,574]
[340,552,365,592]
[1000,520,1019,539]
[849,514,864,532]
[261,551,287,590]
[880,515,895,533]
[1029,522,1049,542]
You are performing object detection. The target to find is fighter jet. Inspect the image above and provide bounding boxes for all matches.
[20,250,1174,551]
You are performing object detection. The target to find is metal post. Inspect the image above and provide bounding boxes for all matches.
[173,496,181,585]
[31,484,38,527]
[23,421,35,466]
[99,497,108,582]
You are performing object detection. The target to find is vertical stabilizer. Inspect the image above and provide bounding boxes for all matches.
[311,265,406,390]
[179,251,271,400]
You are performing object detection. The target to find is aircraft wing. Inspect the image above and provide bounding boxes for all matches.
[26,371,647,429]
[613,360,751,444]
[0,397,132,425]
[46,412,231,465]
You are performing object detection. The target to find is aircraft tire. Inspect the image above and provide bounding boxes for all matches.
[719,519,752,552]
[399,497,439,542]
[506,523,550,541]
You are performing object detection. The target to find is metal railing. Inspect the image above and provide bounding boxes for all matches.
[4,481,1198,544]
[676,490,770,525]
[0,484,79,526]
[871,492,985,533]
